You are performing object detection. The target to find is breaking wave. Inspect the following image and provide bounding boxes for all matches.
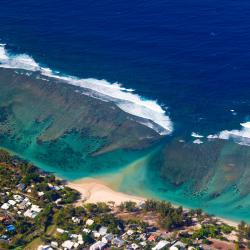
[191,132,204,138]
[207,122,250,146]
[0,44,173,135]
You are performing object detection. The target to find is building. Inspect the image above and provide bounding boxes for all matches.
[86,219,94,226]
[152,240,170,250]
[98,226,108,236]
[112,237,125,248]
[1,203,10,210]
[89,241,106,250]
[38,245,53,250]
[62,240,74,249]
[102,233,113,243]
[170,241,187,250]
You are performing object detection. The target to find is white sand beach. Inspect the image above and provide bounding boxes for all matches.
[67,177,145,206]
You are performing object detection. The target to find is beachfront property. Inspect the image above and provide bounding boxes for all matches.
[0,150,249,250]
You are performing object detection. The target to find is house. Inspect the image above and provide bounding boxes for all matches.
[69,234,78,239]
[131,243,139,249]
[73,242,79,248]
[24,209,39,218]
[50,241,58,248]
[1,203,10,210]
[127,229,134,236]
[72,216,81,224]
[93,230,101,238]
[77,234,83,245]
[140,241,147,247]
[16,183,26,191]
[148,234,157,242]
[62,240,74,249]
[102,233,113,243]
[138,233,147,241]
[98,226,108,236]
[18,198,30,210]
[83,228,91,234]
[138,201,145,209]
[152,240,171,250]
[38,245,53,250]
[89,241,106,250]
[112,237,124,247]
[170,241,187,250]
[31,204,42,213]
[13,194,23,203]
[56,228,67,234]
[86,219,94,226]
[38,191,45,197]
[8,200,16,206]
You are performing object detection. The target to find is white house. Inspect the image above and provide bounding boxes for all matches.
[86,219,94,226]
[62,240,74,249]
[89,241,106,250]
[152,240,170,250]
[1,203,10,210]
[38,245,53,250]
[98,226,108,236]
[131,243,139,249]
[56,228,66,234]
[72,217,81,224]
[112,237,124,248]
[170,241,187,250]
[102,233,113,243]
[13,194,23,203]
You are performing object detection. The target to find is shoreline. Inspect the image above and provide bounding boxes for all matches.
[67,177,145,206]
[67,177,239,228]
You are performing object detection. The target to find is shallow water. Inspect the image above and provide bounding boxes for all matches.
[1,0,250,222]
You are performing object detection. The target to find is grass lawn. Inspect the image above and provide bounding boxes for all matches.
[46,224,57,236]
[24,237,43,250]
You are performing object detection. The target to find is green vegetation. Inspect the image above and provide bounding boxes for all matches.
[0,148,249,249]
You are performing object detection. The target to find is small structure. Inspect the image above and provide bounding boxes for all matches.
[16,183,26,191]
[89,241,106,250]
[1,203,10,210]
[131,243,139,249]
[8,200,16,206]
[38,245,53,250]
[127,229,134,236]
[72,216,81,224]
[148,234,157,242]
[86,219,94,226]
[98,226,108,236]
[62,240,74,249]
[102,233,113,243]
[13,194,23,203]
[170,241,187,250]
[56,228,66,234]
[152,240,170,250]
[38,191,45,197]
[50,241,58,248]
[112,237,124,248]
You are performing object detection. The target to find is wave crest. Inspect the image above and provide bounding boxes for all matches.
[0,44,173,135]
[207,122,250,146]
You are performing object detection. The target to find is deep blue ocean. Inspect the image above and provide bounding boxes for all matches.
[1,0,250,138]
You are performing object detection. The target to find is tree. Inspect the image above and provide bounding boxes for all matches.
[0,149,11,163]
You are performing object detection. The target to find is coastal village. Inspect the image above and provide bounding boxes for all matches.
[0,149,250,250]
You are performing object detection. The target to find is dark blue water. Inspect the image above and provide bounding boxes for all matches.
[1,0,250,136]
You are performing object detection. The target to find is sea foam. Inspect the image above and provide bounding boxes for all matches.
[0,44,173,135]
[191,132,204,138]
[207,122,250,146]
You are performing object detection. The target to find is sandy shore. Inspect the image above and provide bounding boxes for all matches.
[67,178,238,228]
[67,178,145,206]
